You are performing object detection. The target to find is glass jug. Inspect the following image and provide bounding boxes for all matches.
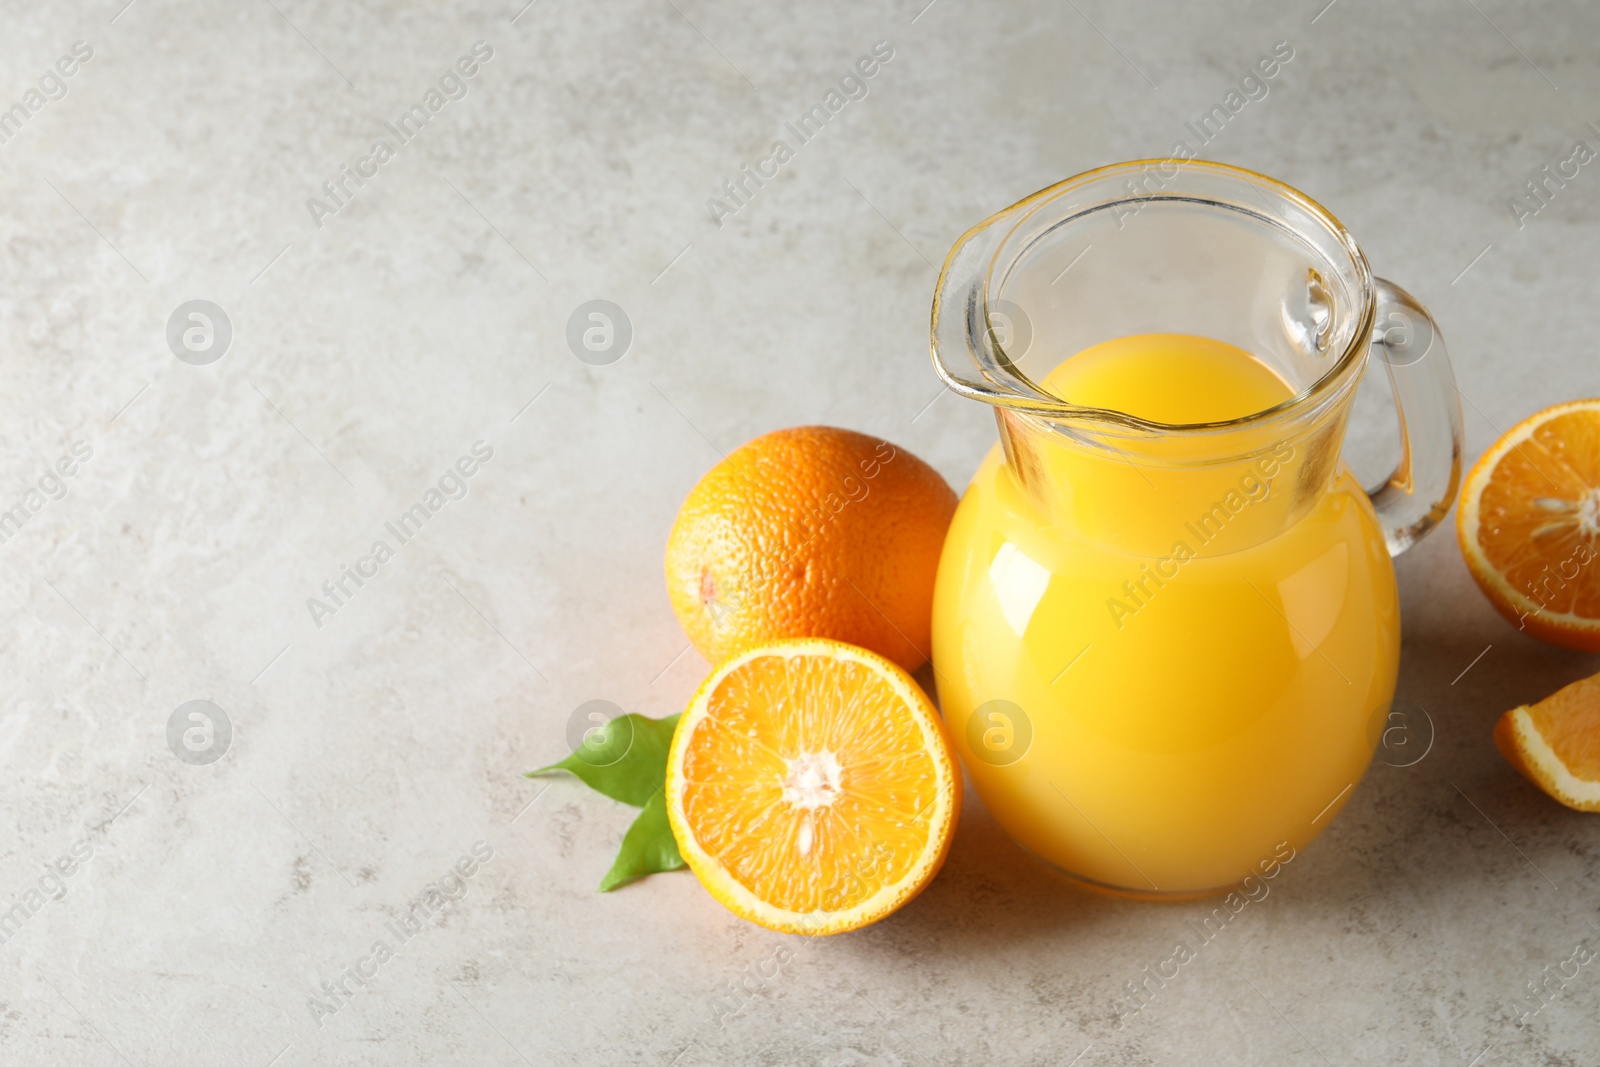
[929,161,1463,898]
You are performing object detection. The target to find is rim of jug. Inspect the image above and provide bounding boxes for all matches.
[929,159,1378,440]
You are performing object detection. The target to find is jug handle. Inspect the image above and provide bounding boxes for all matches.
[1365,278,1466,557]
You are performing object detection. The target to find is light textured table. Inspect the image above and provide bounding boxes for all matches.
[3,0,1599,1063]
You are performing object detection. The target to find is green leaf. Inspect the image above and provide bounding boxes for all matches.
[529,711,688,891]
[598,790,685,892]
[527,712,680,808]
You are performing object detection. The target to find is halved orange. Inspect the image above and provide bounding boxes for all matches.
[664,638,960,935]
[1457,399,1600,651]
[1496,671,1600,811]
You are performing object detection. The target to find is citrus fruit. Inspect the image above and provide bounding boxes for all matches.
[664,426,956,672]
[664,638,960,935]
[1495,670,1600,812]
[1456,398,1600,651]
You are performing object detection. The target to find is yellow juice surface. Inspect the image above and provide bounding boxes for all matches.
[932,334,1399,894]
[1046,332,1295,423]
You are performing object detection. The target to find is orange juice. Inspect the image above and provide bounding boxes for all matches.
[931,333,1399,895]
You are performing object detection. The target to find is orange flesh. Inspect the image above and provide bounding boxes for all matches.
[1475,408,1600,618]
[1526,673,1600,781]
[676,653,939,913]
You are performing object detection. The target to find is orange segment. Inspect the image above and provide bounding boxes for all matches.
[1456,399,1600,650]
[1495,671,1600,811]
[665,639,960,934]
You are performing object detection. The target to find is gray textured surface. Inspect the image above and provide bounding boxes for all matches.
[2,0,1599,1064]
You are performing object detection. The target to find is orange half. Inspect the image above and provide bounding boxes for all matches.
[1496,671,1600,812]
[1456,399,1600,650]
[664,639,960,935]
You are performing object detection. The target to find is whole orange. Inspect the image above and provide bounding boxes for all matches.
[664,427,957,672]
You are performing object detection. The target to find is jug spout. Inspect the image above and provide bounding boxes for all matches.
[929,195,1036,415]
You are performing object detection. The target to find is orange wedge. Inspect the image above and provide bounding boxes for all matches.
[1456,399,1600,651]
[664,639,960,935]
[1495,671,1600,812]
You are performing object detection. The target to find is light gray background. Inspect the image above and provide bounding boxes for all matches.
[2,0,1598,1063]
